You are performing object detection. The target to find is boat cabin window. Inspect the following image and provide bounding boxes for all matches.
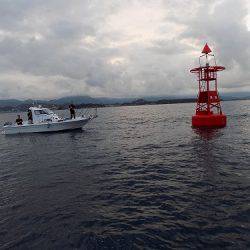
[34,109,49,115]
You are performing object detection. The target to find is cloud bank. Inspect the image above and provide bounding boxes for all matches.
[0,0,249,99]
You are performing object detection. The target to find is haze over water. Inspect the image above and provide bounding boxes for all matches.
[0,100,249,249]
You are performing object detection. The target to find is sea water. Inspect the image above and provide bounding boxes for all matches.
[0,101,249,249]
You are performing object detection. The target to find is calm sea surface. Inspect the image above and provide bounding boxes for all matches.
[0,101,249,249]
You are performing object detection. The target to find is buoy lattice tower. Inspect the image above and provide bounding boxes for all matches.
[190,43,227,128]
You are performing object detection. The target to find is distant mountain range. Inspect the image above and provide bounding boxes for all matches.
[0,92,249,111]
[0,95,135,107]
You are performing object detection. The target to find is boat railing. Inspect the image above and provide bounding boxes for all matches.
[4,121,12,126]
[81,107,98,120]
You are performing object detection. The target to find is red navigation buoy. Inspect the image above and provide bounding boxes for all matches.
[190,44,226,128]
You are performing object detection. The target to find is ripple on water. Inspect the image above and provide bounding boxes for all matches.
[0,101,250,249]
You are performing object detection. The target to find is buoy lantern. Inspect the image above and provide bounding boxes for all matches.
[190,43,227,128]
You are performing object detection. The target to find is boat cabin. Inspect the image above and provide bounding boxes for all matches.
[29,107,61,123]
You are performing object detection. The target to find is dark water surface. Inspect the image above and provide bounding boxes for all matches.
[0,101,249,249]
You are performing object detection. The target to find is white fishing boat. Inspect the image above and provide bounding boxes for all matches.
[2,106,97,135]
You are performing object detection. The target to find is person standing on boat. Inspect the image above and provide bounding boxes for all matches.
[16,115,23,125]
[69,104,76,119]
[27,109,33,124]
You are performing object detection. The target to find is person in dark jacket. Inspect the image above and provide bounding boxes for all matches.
[16,115,23,125]
[27,109,33,124]
[69,104,76,119]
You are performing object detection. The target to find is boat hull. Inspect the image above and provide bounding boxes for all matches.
[3,117,90,135]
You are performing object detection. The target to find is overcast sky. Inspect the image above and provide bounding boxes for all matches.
[0,0,249,99]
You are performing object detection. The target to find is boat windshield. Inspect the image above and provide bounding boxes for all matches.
[43,108,54,115]
[34,109,53,115]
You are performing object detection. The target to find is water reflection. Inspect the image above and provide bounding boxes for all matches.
[193,128,222,140]
[191,127,225,183]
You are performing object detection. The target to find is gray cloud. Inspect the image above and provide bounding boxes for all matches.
[0,0,249,99]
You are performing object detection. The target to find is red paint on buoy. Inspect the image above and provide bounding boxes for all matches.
[190,44,227,128]
[201,43,212,54]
